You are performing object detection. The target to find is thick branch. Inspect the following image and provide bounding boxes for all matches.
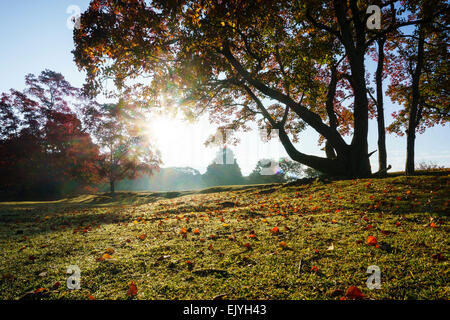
[221,43,349,155]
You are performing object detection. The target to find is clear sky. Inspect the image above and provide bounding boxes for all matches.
[1,0,449,175]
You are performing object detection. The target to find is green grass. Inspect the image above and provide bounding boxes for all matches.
[0,174,448,300]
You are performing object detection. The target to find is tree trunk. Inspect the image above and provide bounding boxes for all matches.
[405,25,425,176]
[405,128,416,175]
[325,64,338,160]
[347,53,372,178]
[376,37,387,175]
[333,0,372,178]
[325,142,337,159]
[110,179,115,193]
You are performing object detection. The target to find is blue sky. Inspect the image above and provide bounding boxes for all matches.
[1,0,449,175]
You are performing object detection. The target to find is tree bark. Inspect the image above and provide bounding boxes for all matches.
[375,37,387,175]
[277,126,347,176]
[406,26,425,176]
[110,179,115,194]
[334,0,372,178]
[325,64,338,160]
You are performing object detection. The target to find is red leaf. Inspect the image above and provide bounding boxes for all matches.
[127,282,138,296]
[345,286,364,299]
[366,236,378,246]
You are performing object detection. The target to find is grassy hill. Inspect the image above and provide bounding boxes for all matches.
[0,173,448,300]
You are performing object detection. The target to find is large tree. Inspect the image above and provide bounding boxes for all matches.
[0,70,101,198]
[73,0,438,178]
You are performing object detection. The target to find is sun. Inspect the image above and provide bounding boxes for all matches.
[148,115,189,148]
[145,114,217,169]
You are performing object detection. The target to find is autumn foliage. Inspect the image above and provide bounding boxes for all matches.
[0,70,160,199]
[0,70,101,199]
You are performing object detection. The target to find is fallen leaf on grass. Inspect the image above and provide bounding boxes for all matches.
[431,253,445,261]
[105,248,114,254]
[97,253,113,261]
[138,233,147,240]
[344,286,364,300]
[127,282,138,296]
[366,236,378,246]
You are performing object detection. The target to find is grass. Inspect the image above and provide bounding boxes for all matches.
[0,173,448,300]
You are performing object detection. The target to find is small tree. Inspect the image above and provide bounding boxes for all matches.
[386,0,449,175]
[83,100,161,193]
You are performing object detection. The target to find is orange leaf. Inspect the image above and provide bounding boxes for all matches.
[127,282,138,296]
[271,226,279,234]
[279,241,287,248]
[102,253,112,260]
[366,236,378,246]
[138,233,147,240]
[345,286,364,299]
[180,227,187,234]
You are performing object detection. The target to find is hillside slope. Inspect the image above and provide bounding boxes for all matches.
[0,174,448,300]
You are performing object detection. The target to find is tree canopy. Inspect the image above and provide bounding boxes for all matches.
[73,0,447,177]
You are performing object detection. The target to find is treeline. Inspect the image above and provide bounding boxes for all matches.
[109,149,314,192]
[0,70,159,200]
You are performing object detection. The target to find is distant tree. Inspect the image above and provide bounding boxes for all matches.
[386,0,449,175]
[247,158,283,184]
[83,100,161,193]
[416,161,445,171]
[303,167,324,178]
[203,147,243,186]
[150,167,204,191]
[247,158,304,184]
[278,158,304,180]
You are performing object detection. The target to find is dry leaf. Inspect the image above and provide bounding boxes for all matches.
[127,281,138,296]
